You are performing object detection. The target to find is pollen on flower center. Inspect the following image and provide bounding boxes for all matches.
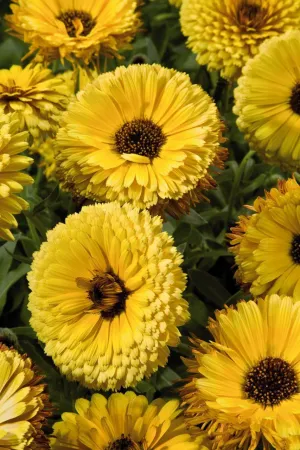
[244,357,298,407]
[115,119,167,159]
[76,271,129,319]
[106,435,140,450]
[236,2,266,29]
[57,10,96,37]
[290,83,300,115]
[290,234,300,264]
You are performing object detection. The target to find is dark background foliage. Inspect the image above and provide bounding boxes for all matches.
[0,0,288,446]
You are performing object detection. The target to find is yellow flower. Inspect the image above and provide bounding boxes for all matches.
[0,343,51,450]
[180,295,300,449]
[180,0,300,80]
[37,138,57,181]
[51,391,210,450]
[28,202,189,390]
[234,30,300,171]
[56,64,226,214]
[228,177,300,298]
[0,113,32,241]
[169,0,182,7]
[0,65,72,144]
[6,0,141,64]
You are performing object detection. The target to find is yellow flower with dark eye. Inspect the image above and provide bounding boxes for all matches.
[28,202,189,391]
[6,0,141,64]
[0,343,51,450]
[51,391,211,450]
[180,0,300,80]
[229,177,300,298]
[180,295,300,450]
[0,113,32,241]
[56,64,226,216]
[234,30,300,171]
[0,65,72,144]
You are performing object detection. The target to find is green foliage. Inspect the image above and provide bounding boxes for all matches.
[0,1,284,446]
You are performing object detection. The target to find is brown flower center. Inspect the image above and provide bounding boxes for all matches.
[76,271,130,319]
[290,83,300,115]
[236,1,266,29]
[244,357,298,407]
[0,83,24,101]
[115,119,166,159]
[290,234,300,264]
[106,436,141,450]
[57,10,96,37]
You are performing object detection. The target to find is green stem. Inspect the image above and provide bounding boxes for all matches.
[225,150,255,230]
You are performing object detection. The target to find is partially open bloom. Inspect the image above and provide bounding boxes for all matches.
[180,0,300,80]
[229,177,300,298]
[28,202,189,390]
[56,64,226,216]
[51,391,210,450]
[0,113,32,241]
[180,295,300,449]
[6,0,141,64]
[0,65,72,143]
[234,30,300,171]
[0,343,51,449]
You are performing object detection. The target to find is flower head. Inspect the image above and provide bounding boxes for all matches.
[51,391,210,450]
[234,30,300,171]
[180,0,300,80]
[6,0,141,64]
[0,65,72,144]
[180,295,300,449]
[56,64,226,215]
[0,343,51,450]
[28,202,189,390]
[228,177,300,298]
[0,113,32,241]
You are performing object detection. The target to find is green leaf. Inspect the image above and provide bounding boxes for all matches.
[0,240,17,280]
[0,264,30,314]
[32,185,60,215]
[181,209,207,226]
[189,269,231,307]
[12,327,37,339]
[185,293,209,326]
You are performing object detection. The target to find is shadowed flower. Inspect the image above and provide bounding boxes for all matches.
[0,65,73,144]
[180,295,300,449]
[56,64,226,216]
[6,0,141,64]
[51,391,211,450]
[180,0,300,79]
[229,177,300,298]
[0,343,51,449]
[0,113,32,241]
[234,30,300,171]
[28,202,189,390]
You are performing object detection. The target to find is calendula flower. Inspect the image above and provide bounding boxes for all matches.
[229,177,300,298]
[28,202,189,390]
[180,0,300,80]
[0,65,72,144]
[180,295,300,449]
[51,391,210,450]
[56,64,226,216]
[6,0,141,64]
[0,343,51,450]
[234,30,300,171]
[0,113,32,241]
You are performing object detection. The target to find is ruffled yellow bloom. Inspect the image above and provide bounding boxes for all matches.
[0,343,51,450]
[0,113,32,241]
[28,202,189,390]
[0,65,72,143]
[6,0,141,64]
[180,0,300,80]
[51,391,210,450]
[56,64,226,214]
[234,30,300,171]
[228,178,300,298]
[180,295,300,449]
